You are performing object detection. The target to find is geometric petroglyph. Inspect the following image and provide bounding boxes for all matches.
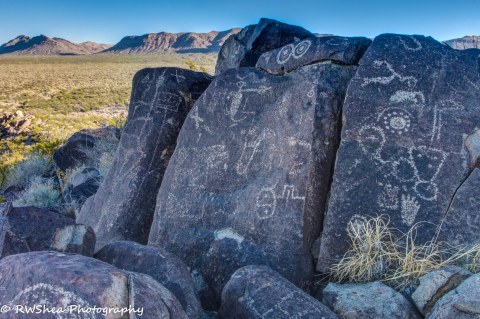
[276,39,312,64]
[226,81,271,123]
[155,92,183,112]
[389,90,425,106]
[255,185,306,220]
[236,129,275,175]
[362,60,417,87]
[380,108,412,135]
[358,125,387,162]
[400,194,421,225]
[397,35,422,52]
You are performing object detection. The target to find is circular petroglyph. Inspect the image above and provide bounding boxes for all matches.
[276,44,294,64]
[383,110,411,134]
[293,39,311,59]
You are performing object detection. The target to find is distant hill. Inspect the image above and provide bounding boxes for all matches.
[103,29,241,54]
[445,36,480,50]
[0,35,112,55]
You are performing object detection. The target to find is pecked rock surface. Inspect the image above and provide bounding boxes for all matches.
[215,18,313,75]
[149,55,358,303]
[219,265,339,319]
[322,281,421,319]
[318,34,480,270]
[256,36,371,75]
[53,126,120,171]
[95,240,202,319]
[78,67,211,249]
[0,251,187,318]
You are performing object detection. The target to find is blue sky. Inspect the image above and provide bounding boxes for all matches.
[0,0,479,44]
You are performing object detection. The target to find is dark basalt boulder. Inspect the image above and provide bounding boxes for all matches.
[95,240,202,319]
[0,203,76,258]
[51,224,96,257]
[318,34,480,270]
[256,36,372,75]
[0,251,188,318]
[63,167,102,214]
[215,18,313,75]
[77,67,212,250]
[219,265,339,319]
[53,126,120,171]
[148,61,357,304]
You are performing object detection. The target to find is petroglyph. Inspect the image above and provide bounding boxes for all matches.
[362,60,417,87]
[358,125,387,163]
[430,99,464,142]
[379,108,412,135]
[276,44,295,64]
[377,184,399,209]
[281,185,306,201]
[398,35,422,51]
[236,129,275,175]
[292,39,312,59]
[154,92,183,112]
[389,90,425,106]
[256,188,277,220]
[225,81,271,123]
[401,194,420,225]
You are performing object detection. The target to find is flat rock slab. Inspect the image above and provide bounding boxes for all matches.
[428,273,480,318]
[0,251,187,318]
[322,281,422,319]
[412,266,472,316]
[219,265,339,319]
[215,18,313,75]
[148,63,356,298]
[78,67,211,250]
[0,205,75,258]
[53,126,120,171]
[318,34,480,270]
[95,240,202,319]
[257,36,371,75]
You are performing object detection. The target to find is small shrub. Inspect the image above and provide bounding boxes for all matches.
[330,215,480,290]
[5,154,53,189]
[14,177,60,209]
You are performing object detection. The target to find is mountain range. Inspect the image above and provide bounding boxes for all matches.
[0,29,241,55]
[0,31,477,55]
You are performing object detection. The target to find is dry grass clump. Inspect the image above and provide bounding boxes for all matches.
[330,215,480,289]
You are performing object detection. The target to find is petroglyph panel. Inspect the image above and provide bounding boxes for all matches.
[149,64,357,300]
[257,36,371,75]
[318,34,480,271]
[78,68,211,250]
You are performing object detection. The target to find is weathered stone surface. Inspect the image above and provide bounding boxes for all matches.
[148,63,356,299]
[194,233,271,309]
[322,281,421,319]
[219,265,339,319]
[63,167,102,213]
[0,251,188,318]
[0,205,75,258]
[318,34,480,270]
[412,266,472,316]
[51,224,96,257]
[53,126,120,171]
[78,67,212,249]
[257,36,371,75]
[428,273,480,318]
[436,168,480,247]
[215,18,313,75]
[95,240,202,318]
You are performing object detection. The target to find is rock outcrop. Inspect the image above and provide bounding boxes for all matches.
[318,34,480,270]
[428,273,480,318]
[412,266,472,316]
[53,126,120,171]
[322,281,421,319]
[219,265,339,319]
[0,251,188,318]
[78,68,211,249]
[445,36,480,50]
[95,240,202,319]
[149,44,361,302]
[215,18,313,74]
